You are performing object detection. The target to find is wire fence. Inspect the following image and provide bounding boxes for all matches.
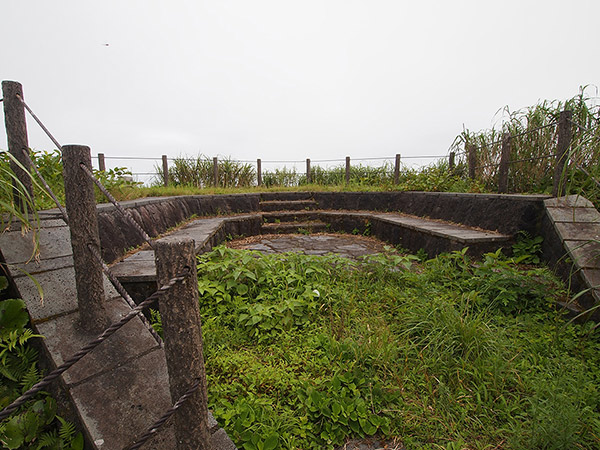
[1,83,212,448]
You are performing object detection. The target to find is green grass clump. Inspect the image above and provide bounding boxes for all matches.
[149,246,600,449]
[452,86,600,205]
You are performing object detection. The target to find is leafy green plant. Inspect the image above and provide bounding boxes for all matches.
[512,231,544,264]
[180,245,600,449]
[0,299,83,449]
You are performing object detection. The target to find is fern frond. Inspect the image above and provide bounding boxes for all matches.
[20,363,40,390]
[57,416,76,442]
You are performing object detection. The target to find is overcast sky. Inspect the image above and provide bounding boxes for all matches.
[2,0,599,181]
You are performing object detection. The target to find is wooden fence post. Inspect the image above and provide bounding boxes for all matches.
[98,153,106,172]
[155,239,210,450]
[449,152,455,172]
[62,145,109,332]
[468,144,476,180]
[257,158,262,187]
[162,155,169,187]
[394,154,400,185]
[552,110,573,197]
[306,158,311,184]
[497,133,511,193]
[2,81,34,211]
[345,156,350,184]
[213,157,218,187]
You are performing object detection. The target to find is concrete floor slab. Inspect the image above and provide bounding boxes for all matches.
[36,296,160,386]
[0,226,72,263]
[69,348,176,450]
[14,266,118,321]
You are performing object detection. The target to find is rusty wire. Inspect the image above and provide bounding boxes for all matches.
[468,121,558,151]
[0,269,188,421]
[79,163,155,248]
[20,149,69,222]
[16,94,63,151]
[124,379,201,450]
[87,243,163,346]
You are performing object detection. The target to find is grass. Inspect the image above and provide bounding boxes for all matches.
[149,245,600,450]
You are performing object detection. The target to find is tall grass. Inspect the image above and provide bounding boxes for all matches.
[451,86,600,202]
[155,155,255,188]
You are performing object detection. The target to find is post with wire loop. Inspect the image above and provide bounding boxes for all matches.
[345,156,350,184]
[552,110,573,197]
[497,133,511,194]
[449,152,455,172]
[155,239,210,449]
[213,156,218,187]
[257,158,262,187]
[62,145,110,332]
[2,80,34,211]
[98,153,106,172]
[467,143,476,180]
[306,158,311,184]
[394,154,401,185]
[162,155,169,187]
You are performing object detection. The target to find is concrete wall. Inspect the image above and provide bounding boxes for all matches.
[97,191,550,264]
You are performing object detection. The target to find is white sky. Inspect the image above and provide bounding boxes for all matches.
[2,0,599,182]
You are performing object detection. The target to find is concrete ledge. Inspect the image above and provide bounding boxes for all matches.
[542,195,600,315]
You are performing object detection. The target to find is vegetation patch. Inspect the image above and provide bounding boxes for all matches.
[149,245,600,450]
[0,277,83,449]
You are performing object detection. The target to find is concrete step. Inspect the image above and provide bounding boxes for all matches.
[259,200,317,212]
[321,211,512,258]
[261,221,329,234]
[261,211,322,223]
[259,192,313,202]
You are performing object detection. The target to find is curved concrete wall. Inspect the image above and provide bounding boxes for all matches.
[97,191,549,264]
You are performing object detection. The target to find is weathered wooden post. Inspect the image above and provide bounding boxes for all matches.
[552,110,573,197]
[155,239,211,450]
[467,143,477,180]
[213,157,218,187]
[2,81,34,211]
[98,153,106,172]
[345,156,350,184]
[162,155,169,187]
[306,158,311,184]
[62,145,109,332]
[449,152,455,172]
[497,133,511,193]
[394,154,400,185]
[257,158,262,186]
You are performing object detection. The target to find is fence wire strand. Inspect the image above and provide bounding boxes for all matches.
[17,94,63,151]
[21,149,69,222]
[79,163,155,248]
[0,269,188,421]
[87,243,163,346]
[124,379,201,450]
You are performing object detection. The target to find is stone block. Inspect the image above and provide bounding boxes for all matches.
[14,267,118,321]
[0,226,72,264]
[555,222,600,241]
[36,296,160,385]
[545,207,600,223]
[69,348,176,450]
[545,195,595,208]
[564,240,600,269]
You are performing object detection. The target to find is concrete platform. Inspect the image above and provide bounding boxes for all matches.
[0,218,237,449]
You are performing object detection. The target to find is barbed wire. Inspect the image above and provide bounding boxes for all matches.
[79,163,155,248]
[16,94,63,151]
[0,268,188,421]
[124,378,201,450]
